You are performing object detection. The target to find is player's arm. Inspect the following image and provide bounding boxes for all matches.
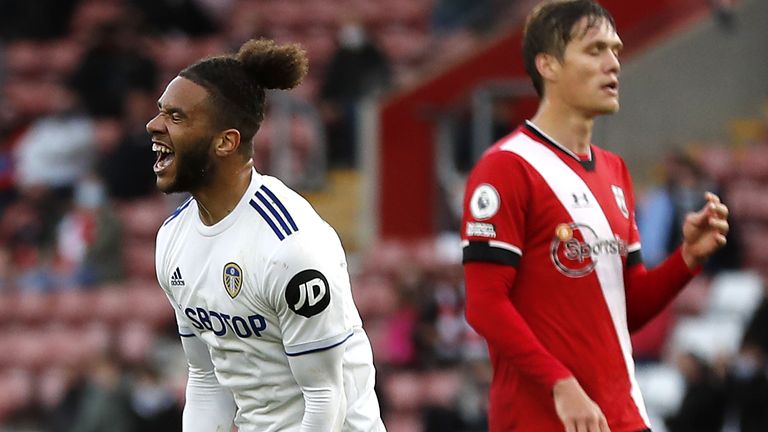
[462,152,571,386]
[624,192,728,332]
[180,334,237,432]
[155,229,235,431]
[286,344,346,431]
[465,243,608,432]
[464,262,572,386]
[263,228,354,431]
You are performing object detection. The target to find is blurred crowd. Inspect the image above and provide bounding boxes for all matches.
[0,0,766,431]
[630,119,768,431]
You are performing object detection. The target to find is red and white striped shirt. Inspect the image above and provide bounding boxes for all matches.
[462,122,695,432]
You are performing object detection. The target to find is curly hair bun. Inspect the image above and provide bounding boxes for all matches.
[236,39,308,90]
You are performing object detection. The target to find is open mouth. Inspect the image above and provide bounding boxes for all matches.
[152,142,175,173]
[602,81,619,94]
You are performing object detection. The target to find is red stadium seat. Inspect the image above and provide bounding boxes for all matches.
[115,195,170,240]
[44,39,84,76]
[117,322,155,365]
[422,369,462,408]
[123,239,159,282]
[376,25,430,64]
[377,0,431,25]
[14,292,53,325]
[262,0,305,29]
[0,369,34,421]
[6,328,48,369]
[351,275,398,320]
[302,0,343,27]
[123,283,174,329]
[692,144,734,182]
[296,26,337,73]
[51,289,95,324]
[91,286,131,326]
[738,144,768,181]
[5,41,47,75]
[36,366,75,409]
[382,371,424,411]
[380,413,422,432]
[740,227,768,269]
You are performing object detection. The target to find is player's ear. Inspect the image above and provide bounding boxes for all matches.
[215,129,241,157]
[536,52,560,83]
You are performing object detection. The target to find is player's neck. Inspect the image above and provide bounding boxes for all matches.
[193,161,254,226]
[530,102,594,155]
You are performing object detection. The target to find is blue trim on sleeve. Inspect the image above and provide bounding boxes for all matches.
[285,332,353,357]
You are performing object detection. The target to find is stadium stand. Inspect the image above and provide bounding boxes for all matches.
[0,0,766,431]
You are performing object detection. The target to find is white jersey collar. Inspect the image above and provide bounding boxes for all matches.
[194,168,263,237]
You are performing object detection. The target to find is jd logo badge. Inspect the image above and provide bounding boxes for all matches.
[285,269,331,318]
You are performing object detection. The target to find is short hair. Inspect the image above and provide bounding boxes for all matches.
[522,0,616,96]
[179,39,308,156]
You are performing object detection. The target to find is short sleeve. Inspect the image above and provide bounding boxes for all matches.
[462,151,530,267]
[262,229,354,356]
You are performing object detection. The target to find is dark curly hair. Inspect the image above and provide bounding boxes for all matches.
[179,39,308,156]
[522,0,615,96]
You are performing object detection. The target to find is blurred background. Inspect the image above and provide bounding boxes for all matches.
[0,0,766,431]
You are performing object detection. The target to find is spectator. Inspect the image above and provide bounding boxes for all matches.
[319,18,392,167]
[97,89,160,200]
[129,365,182,432]
[0,0,78,41]
[132,0,218,37]
[638,152,740,272]
[726,344,768,432]
[430,0,498,36]
[69,18,158,118]
[665,352,727,432]
[741,273,768,358]
[13,106,95,194]
[44,367,88,432]
[12,86,121,250]
[56,176,123,286]
[69,354,136,432]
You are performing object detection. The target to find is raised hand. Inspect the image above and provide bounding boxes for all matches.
[681,192,729,269]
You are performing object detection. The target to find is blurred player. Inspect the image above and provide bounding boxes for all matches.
[461,1,729,431]
[148,39,386,431]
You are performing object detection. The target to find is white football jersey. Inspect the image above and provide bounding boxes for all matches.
[156,169,385,431]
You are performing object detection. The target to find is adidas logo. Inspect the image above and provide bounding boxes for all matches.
[171,267,185,287]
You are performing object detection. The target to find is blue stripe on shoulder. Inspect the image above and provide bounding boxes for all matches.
[163,197,194,226]
[249,199,285,241]
[260,185,298,232]
[255,191,292,236]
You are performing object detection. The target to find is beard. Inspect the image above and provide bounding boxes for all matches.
[162,135,216,194]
